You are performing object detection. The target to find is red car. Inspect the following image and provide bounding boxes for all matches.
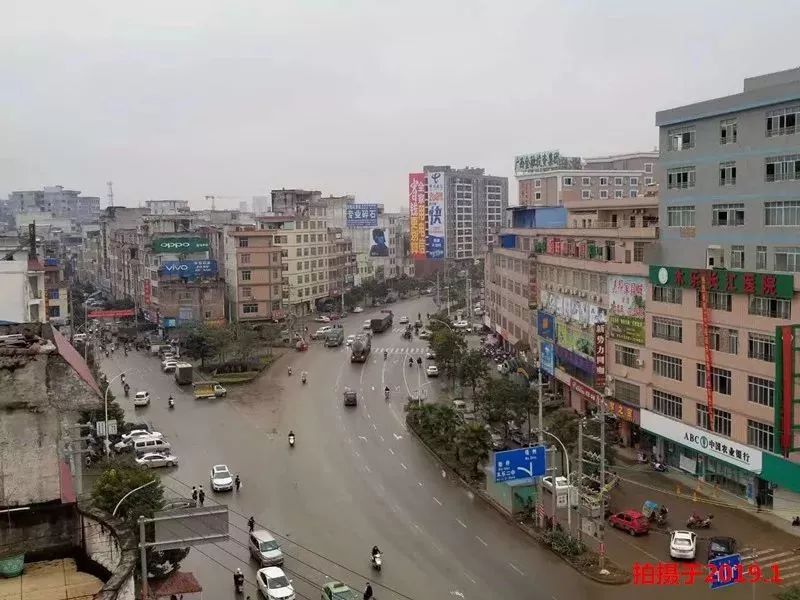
[609,510,650,536]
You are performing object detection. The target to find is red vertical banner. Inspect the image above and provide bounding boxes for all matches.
[594,322,607,390]
[781,326,794,454]
[408,173,427,258]
[143,279,152,307]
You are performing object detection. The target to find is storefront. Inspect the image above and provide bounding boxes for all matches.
[604,398,641,448]
[641,410,762,503]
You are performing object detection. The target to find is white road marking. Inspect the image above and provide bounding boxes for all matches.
[442,470,447,478]
[379,435,385,442]
[366,413,371,419]
[450,591,465,598]
[364,465,372,473]
[509,562,525,576]
[433,497,443,506]
[393,433,403,440]
[371,423,377,430]
[456,519,467,528]
[464,573,476,584]
[389,448,395,455]
[358,436,368,442]
[418,482,423,487]
[431,541,444,554]
[353,451,360,458]
[400,463,408,470]
[475,535,488,547]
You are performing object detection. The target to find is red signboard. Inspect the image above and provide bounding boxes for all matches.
[595,323,607,390]
[569,377,603,405]
[88,309,135,319]
[604,398,640,425]
[143,280,152,307]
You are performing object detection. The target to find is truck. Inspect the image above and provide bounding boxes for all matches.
[350,334,371,362]
[325,326,344,347]
[321,581,361,600]
[370,313,393,333]
[192,381,227,399]
[174,363,193,385]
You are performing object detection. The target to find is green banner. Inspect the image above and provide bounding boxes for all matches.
[152,237,210,253]
[649,265,793,300]
[609,315,645,345]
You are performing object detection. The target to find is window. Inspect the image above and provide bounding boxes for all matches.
[747,420,774,451]
[629,190,637,198]
[535,192,542,201]
[599,190,608,199]
[775,247,800,273]
[748,376,775,408]
[240,253,250,264]
[719,162,737,186]
[667,206,695,227]
[652,316,682,342]
[238,237,249,248]
[645,163,653,173]
[703,325,739,354]
[241,286,252,298]
[667,167,696,189]
[668,127,696,151]
[534,179,541,188]
[614,177,623,186]
[563,176,573,186]
[757,246,767,270]
[295,248,302,257]
[653,353,682,381]
[696,405,732,437]
[599,177,608,186]
[730,245,744,269]
[295,235,301,243]
[696,364,732,395]
[766,105,799,137]
[653,390,682,419]
[47,288,60,299]
[652,286,682,304]
[615,381,641,406]
[47,306,60,318]
[720,118,737,144]
[765,154,800,182]
[582,177,591,185]
[696,291,732,311]
[241,270,251,281]
[614,190,623,199]
[748,332,775,362]
[749,295,791,319]
[630,177,639,186]
[581,190,591,199]
[645,177,654,185]
[242,303,258,314]
[615,345,640,368]
[765,201,800,226]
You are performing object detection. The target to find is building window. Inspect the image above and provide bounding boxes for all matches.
[615,345,640,368]
[582,177,591,185]
[748,332,775,363]
[242,303,258,314]
[614,177,623,186]
[653,352,682,381]
[720,118,738,144]
[730,245,745,269]
[696,290,732,311]
[534,179,541,188]
[749,295,791,319]
[765,154,800,182]
[645,177,654,185]
[696,364,732,395]
[629,190,638,198]
[748,376,775,408]
[629,177,639,186]
[652,285,682,304]
[563,176,573,186]
[47,288,60,300]
[667,167,696,189]
[765,200,800,226]
[535,192,542,201]
[599,190,608,199]
[757,246,767,270]
[747,420,774,451]
[774,247,800,273]
[719,162,737,186]
[614,190,623,199]
[645,163,653,173]
[47,306,61,318]
[653,389,683,419]
[702,325,739,355]
[652,316,682,343]
[631,241,645,262]
[667,205,695,227]
[615,381,641,405]
[668,127,696,151]
[581,190,591,200]
[238,237,249,248]
[696,405,732,437]
[241,286,252,298]
[766,105,799,137]
[599,177,608,186]
[240,253,251,264]
[241,270,252,281]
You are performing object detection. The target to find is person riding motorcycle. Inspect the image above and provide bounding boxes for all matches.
[408,357,413,367]
[383,350,388,360]
[301,371,307,383]
[384,386,390,399]
[288,366,292,376]
[123,383,130,397]
[233,568,244,591]
[372,545,381,558]
[168,395,174,408]
[288,430,295,445]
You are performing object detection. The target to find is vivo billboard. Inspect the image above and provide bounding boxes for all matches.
[426,171,445,259]
[152,237,210,253]
[159,260,218,277]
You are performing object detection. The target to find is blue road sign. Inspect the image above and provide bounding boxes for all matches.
[709,553,741,590]
[494,446,547,483]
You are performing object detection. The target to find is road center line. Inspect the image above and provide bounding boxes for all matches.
[464,573,476,584]
[433,497,442,506]
[475,535,488,547]
[379,435,385,442]
[509,562,525,576]
[456,518,467,529]
[389,448,394,455]
[371,423,377,430]
[400,463,408,470]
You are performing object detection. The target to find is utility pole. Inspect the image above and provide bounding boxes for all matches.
[598,394,608,575]
[577,419,583,544]
[139,516,148,600]
[548,447,557,532]
[537,363,544,528]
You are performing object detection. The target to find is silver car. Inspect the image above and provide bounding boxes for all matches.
[210,464,234,491]
[135,452,179,469]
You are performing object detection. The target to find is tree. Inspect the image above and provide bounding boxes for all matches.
[455,422,491,478]
[480,378,528,438]
[458,349,489,399]
[227,323,260,363]
[183,326,220,368]
[409,403,460,452]
[430,328,466,384]
[776,586,800,600]
[547,409,581,455]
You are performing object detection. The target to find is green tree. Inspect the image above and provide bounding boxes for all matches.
[183,326,220,368]
[480,378,528,438]
[776,586,800,600]
[455,422,491,478]
[458,349,489,399]
[409,403,460,452]
[256,323,282,353]
[547,409,581,455]
[227,323,260,363]
[430,328,466,384]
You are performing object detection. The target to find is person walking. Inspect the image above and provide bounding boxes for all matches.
[363,582,373,600]
[235,474,241,492]
[191,486,198,503]
[248,516,255,532]
[198,486,206,506]
[756,493,762,513]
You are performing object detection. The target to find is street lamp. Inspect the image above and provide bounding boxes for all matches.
[113,479,157,517]
[532,428,572,533]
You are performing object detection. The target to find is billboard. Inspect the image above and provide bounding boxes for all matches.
[539,290,607,326]
[345,204,379,228]
[556,319,595,358]
[408,173,426,258]
[649,265,793,300]
[426,171,445,259]
[540,340,554,376]
[87,309,135,319]
[514,151,582,176]
[152,237,210,253]
[369,228,390,257]
[594,322,607,390]
[160,259,218,277]
[537,311,555,340]
[607,276,646,345]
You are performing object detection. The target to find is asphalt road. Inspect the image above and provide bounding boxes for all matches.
[101,298,765,600]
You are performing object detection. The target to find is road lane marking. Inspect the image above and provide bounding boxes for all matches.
[367,413,371,419]
[371,423,377,430]
[456,519,467,529]
[418,482,423,486]
[389,448,394,455]
[358,435,368,442]
[364,465,372,473]
[608,529,660,562]
[379,435,385,442]
[431,541,443,554]
[464,573,476,584]
[509,562,524,576]
[353,451,360,458]
[433,497,442,506]
[400,463,408,470]
[475,536,488,547]
[393,433,403,440]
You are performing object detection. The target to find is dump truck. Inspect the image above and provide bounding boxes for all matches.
[350,334,371,362]
[370,312,392,333]
[325,326,344,347]
[174,362,193,385]
[192,381,227,399]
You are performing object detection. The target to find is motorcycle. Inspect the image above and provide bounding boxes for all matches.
[288,367,292,376]
[301,373,307,384]
[123,384,130,398]
[168,397,175,409]
[384,388,390,400]
[288,434,295,448]
[371,553,382,571]
[687,514,713,529]
[234,572,244,594]
[383,351,388,360]
[652,460,667,472]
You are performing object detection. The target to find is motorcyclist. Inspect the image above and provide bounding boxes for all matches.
[408,357,413,367]
[372,545,381,558]
[234,568,244,591]
[123,383,130,397]
[383,350,388,360]
[288,367,292,376]
[288,430,295,444]
[384,386,390,399]
[168,395,174,408]
[301,371,307,383]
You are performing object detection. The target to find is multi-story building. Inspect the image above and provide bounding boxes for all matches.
[252,196,270,216]
[145,200,190,215]
[42,258,70,324]
[8,186,101,224]
[0,252,47,323]
[97,207,150,295]
[642,68,800,512]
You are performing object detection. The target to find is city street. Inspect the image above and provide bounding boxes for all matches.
[101,297,777,600]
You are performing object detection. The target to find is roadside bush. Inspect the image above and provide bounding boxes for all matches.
[544,529,585,558]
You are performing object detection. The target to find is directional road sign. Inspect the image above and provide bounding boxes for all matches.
[709,553,741,590]
[494,446,546,483]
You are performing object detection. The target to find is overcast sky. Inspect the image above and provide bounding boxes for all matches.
[2,1,798,211]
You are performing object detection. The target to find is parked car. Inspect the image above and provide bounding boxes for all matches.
[426,349,437,359]
[541,475,570,494]
[352,306,364,313]
[399,316,409,324]
[133,391,151,407]
[670,530,697,560]
[426,365,439,377]
[608,511,650,536]
[210,464,234,491]
[311,326,332,340]
[453,320,471,330]
[362,320,372,330]
[249,530,284,566]
[345,335,356,346]
[161,360,178,373]
[135,452,179,468]
[419,329,432,340]
[314,315,331,323]
[707,536,737,561]
[114,430,163,452]
[256,566,294,600]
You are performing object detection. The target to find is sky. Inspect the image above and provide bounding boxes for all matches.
[1,0,799,211]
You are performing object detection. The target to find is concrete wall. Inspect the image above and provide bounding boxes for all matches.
[79,507,137,600]
[0,502,77,559]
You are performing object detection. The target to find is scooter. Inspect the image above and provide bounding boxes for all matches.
[288,434,295,448]
[301,373,307,384]
[371,552,382,571]
[234,573,244,594]
[652,460,667,472]
[687,514,713,529]
[168,397,175,409]
[288,367,292,376]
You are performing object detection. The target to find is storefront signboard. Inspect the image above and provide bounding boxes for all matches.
[640,410,762,473]
[152,237,210,253]
[540,340,554,376]
[604,398,640,425]
[537,311,555,340]
[569,377,603,405]
[556,319,594,358]
[649,265,793,300]
[540,290,607,327]
[594,323,607,389]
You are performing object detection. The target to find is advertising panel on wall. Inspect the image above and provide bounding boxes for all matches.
[152,237,210,253]
[426,171,446,259]
[143,280,152,307]
[345,204,379,228]
[369,228,390,257]
[408,173,427,258]
[607,276,646,345]
[556,319,595,358]
[537,311,555,340]
[649,265,793,300]
[540,340,554,376]
[159,260,218,277]
[594,322,607,390]
[539,290,607,326]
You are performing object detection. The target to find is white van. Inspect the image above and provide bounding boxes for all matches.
[133,436,172,456]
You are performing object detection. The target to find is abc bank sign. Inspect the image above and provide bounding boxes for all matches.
[152,237,210,253]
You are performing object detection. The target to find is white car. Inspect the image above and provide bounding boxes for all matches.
[541,475,570,494]
[426,365,439,377]
[256,566,295,600]
[314,315,331,323]
[311,326,332,340]
[114,430,163,451]
[362,320,372,330]
[426,349,437,359]
[453,320,471,330]
[419,329,432,340]
[352,306,364,313]
[670,530,697,560]
[135,452,178,468]
[473,308,484,316]
[399,316,409,324]
[161,360,178,373]
[210,464,234,491]
[133,391,151,407]
[345,335,356,346]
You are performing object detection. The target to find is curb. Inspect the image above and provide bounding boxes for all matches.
[406,421,631,586]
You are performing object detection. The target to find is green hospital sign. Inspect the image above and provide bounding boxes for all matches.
[649,265,794,300]
[152,237,210,253]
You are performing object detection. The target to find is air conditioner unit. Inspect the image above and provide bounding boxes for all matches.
[636,359,645,367]
[706,245,724,269]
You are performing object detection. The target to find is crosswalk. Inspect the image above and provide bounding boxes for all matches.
[740,546,800,584]
[342,346,428,355]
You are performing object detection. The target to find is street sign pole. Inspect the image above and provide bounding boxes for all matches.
[537,361,544,528]
[598,392,608,575]
[577,419,584,544]
[549,448,557,532]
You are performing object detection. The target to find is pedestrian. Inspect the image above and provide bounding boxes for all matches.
[191,486,198,503]
[235,474,241,492]
[756,493,762,513]
[248,516,255,532]
[363,582,373,600]
[198,486,206,506]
